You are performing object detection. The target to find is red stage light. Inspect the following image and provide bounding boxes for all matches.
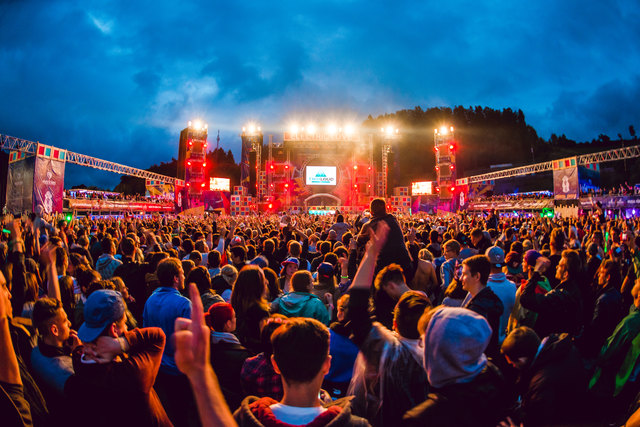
[354,184,358,188]
[201,183,205,187]
[203,162,206,167]
[353,165,358,170]
[268,203,273,209]
[187,161,191,166]
[450,165,454,169]
[204,143,208,148]
[285,165,289,169]
[450,186,455,192]
[284,183,289,188]
[368,166,371,170]
[435,166,439,171]
[449,144,454,150]
[435,147,439,151]
[186,183,190,187]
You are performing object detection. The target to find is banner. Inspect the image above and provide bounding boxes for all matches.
[6,155,35,213]
[145,179,175,199]
[203,190,230,212]
[33,155,66,214]
[553,166,579,199]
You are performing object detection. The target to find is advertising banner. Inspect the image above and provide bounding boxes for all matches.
[6,155,35,214]
[33,155,65,214]
[553,166,579,199]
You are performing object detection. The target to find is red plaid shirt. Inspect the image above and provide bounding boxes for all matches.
[240,353,283,400]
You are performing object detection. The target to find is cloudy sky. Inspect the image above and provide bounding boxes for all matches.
[1,0,639,188]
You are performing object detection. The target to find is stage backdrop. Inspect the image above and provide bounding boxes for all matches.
[33,147,66,213]
[6,152,35,214]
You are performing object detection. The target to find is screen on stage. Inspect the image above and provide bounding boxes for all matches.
[412,181,434,195]
[306,166,337,185]
[209,177,230,191]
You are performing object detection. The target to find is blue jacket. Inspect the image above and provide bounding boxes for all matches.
[272,292,330,325]
[143,286,192,375]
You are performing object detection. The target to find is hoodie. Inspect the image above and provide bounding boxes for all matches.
[486,272,516,344]
[423,307,491,388]
[233,396,369,427]
[272,292,330,325]
[404,308,507,427]
[95,254,123,280]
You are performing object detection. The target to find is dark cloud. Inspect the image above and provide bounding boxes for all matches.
[1,0,639,189]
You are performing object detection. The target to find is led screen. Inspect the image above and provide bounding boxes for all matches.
[306,166,337,185]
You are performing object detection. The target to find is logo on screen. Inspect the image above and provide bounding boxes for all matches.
[306,166,337,185]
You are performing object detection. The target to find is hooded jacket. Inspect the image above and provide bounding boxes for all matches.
[95,254,123,280]
[403,307,508,427]
[233,396,370,427]
[486,272,517,344]
[272,292,330,325]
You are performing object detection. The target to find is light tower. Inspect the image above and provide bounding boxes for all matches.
[434,126,456,200]
[178,120,208,208]
[240,124,263,198]
[380,126,399,198]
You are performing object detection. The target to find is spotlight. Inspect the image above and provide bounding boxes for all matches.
[344,124,355,135]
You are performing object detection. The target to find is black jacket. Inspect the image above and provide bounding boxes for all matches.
[514,334,589,426]
[403,363,508,427]
[210,338,250,411]
[464,287,504,358]
[520,272,583,338]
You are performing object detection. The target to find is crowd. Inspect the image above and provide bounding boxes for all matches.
[3,201,640,426]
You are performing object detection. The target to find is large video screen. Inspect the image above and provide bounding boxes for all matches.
[411,181,434,195]
[209,177,230,191]
[306,166,337,186]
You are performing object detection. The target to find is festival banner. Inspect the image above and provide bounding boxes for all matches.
[553,166,579,200]
[145,179,175,199]
[33,155,65,213]
[203,190,231,213]
[6,155,35,214]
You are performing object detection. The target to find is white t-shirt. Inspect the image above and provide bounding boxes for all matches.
[269,403,327,425]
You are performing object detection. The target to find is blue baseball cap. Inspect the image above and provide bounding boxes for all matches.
[78,290,126,343]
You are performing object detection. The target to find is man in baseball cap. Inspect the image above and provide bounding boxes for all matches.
[77,290,126,343]
[67,289,172,426]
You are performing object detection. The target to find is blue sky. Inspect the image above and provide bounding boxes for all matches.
[1,0,639,188]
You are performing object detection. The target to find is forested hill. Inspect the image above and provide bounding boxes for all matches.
[363,106,638,186]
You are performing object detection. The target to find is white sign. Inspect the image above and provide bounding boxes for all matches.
[306,166,337,186]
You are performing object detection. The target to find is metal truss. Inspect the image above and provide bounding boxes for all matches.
[0,134,40,154]
[577,145,640,165]
[1,134,183,186]
[462,144,640,184]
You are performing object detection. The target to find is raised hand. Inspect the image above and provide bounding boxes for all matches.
[174,283,209,379]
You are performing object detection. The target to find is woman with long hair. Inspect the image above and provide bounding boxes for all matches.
[230,265,270,354]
